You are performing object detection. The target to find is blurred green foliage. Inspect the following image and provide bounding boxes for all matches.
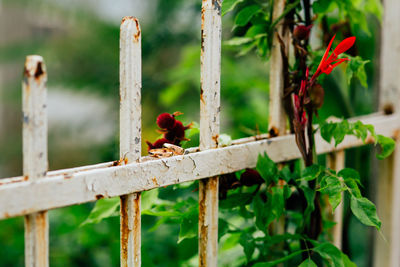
[0,0,385,266]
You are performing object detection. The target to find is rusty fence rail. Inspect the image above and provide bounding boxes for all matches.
[1,0,400,266]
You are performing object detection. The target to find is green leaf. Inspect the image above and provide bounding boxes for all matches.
[312,0,337,14]
[178,207,198,243]
[253,186,285,232]
[279,165,296,182]
[338,168,360,183]
[313,242,343,267]
[300,164,323,181]
[253,249,305,267]
[235,5,260,26]
[365,0,383,21]
[224,37,254,46]
[141,210,182,217]
[220,192,253,209]
[299,258,318,267]
[338,168,362,197]
[333,120,350,146]
[320,122,337,144]
[80,197,120,226]
[256,152,278,183]
[313,242,357,267]
[350,195,381,229]
[218,218,230,240]
[267,186,285,223]
[319,176,344,211]
[221,0,244,16]
[266,233,302,245]
[141,189,158,210]
[180,122,199,148]
[245,24,268,38]
[237,41,257,56]
[254,193,268,232]
[346,56,369,88]
[300,186,315,223]
[352,121,369,141]
[342,253,357,267]
[376,135,395,160]
[221,233,241,251]
[239,232,255,262]
[344,178,362,198]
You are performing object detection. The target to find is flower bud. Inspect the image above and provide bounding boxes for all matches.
[240,169,264,186]
[293,25,312,40]
[156,113,176,129]
[309,83,325,109]
[146,138,170,151]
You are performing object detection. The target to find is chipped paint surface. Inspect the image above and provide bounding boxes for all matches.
[268,0,288,137]
[23,55,49,267]
[199,0,221,265]
[24,211,48,267]
[0,113,397,220]
[120,194,141,267]
[119,16,142,267]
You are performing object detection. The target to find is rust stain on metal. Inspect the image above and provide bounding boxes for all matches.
[365,136,375,144]
[37,211,47,229]
[200,88,205,103]
[152,177,159,186]
[95,194,104,200]
[63,173,72,179]
[34,62,45,80]
[201,34,205,52]
[0,176,26,186]
[120,195,130,263]
[393,129,400,140]
[201,6,205,52]
[113,154,129,166]
[3,212,10,218]
[199,177,218,266]
[383,103,394,115]
[133,195,141,263]
[277,179,286,188]
[24,215,31,230]
[133,19,141,43]
[198,182,208,266]
[212,134,219,147]
[269,126,279,137]
[36,211,48,267]
[121,16,135,24]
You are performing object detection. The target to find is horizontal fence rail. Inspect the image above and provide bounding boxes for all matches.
[0,112,398,220]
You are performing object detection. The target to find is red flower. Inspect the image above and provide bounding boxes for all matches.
[311,35,355,82]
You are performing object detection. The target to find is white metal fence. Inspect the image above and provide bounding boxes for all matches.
[1,0,400,266]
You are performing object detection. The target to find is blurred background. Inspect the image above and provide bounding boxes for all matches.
[0,0,381,266]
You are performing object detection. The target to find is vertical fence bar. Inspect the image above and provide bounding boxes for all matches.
[119,16,142,267]
[199,0,221,266]
[326,151,345,249]
[23,55,49,267]
[268,0,288,136]
[374,0,400,265]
